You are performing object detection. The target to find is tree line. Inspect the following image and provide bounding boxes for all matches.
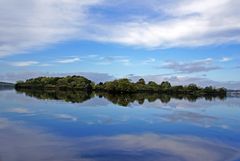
[15,76,227,96]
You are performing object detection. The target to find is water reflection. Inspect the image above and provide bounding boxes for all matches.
[16,89,226,106]
[0,117,239,161]
[17,89,94,103]
[97,92,226,106]
[1,90,240,161]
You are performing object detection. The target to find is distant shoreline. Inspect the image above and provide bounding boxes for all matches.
[0,82,15,90]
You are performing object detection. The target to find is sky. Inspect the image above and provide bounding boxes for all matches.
[0,0,240,89]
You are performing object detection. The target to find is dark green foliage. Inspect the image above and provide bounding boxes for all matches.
[15,76,227,97]
[95,78,137,93]
[136,78,146,85]
[15,76,93,91]
[160,81,171,91]
[135,78,147,91]
[146,81,159,92]
[186,83,200,92]
[170,85,184,93]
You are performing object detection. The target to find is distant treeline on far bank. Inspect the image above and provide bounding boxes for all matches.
[15,75,227,96]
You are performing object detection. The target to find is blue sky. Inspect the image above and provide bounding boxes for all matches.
[0,0,240,89]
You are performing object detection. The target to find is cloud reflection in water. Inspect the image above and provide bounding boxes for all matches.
[0,118,239,161]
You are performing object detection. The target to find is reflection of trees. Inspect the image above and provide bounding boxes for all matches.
[96,92,172,106]
[95,92,226,107]
[16,89,94,103]
[16,89,226,106]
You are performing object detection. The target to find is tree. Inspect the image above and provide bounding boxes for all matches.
[187,83,199,91]
[135,78,146,91]
[171,85,184,93]
[160,81,171,91]
[204,86,214,93]
[136,78,146,85]
[115,79,136,93]
[147,81,159,91]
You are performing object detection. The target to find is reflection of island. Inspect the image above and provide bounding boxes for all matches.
[96,92,226,106]
[16,89,226,106]
[17,89,94,103]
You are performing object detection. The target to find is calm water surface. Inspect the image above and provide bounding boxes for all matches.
[0,89,240,161]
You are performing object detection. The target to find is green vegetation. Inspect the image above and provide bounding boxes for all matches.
[94,78,226,96]
[15,76,227,97]
[15,76,93,91]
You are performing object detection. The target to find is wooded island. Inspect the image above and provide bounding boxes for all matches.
[15,76,227,96]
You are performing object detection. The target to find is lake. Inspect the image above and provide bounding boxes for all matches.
[0,89,240,161]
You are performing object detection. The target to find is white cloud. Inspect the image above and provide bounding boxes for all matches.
[8,108,31,114]
[56,57,80,64]
[98,56,131,65]
[88,0,240,48]
[159,58,220,73]
[38,63,52,67]
[117,58,131,65]
[143,58,156,64]
[9,61,39,67]
[0,0,102,57]
[220,57,232,62]
[54,114,77,122]
[1,0,240,57]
